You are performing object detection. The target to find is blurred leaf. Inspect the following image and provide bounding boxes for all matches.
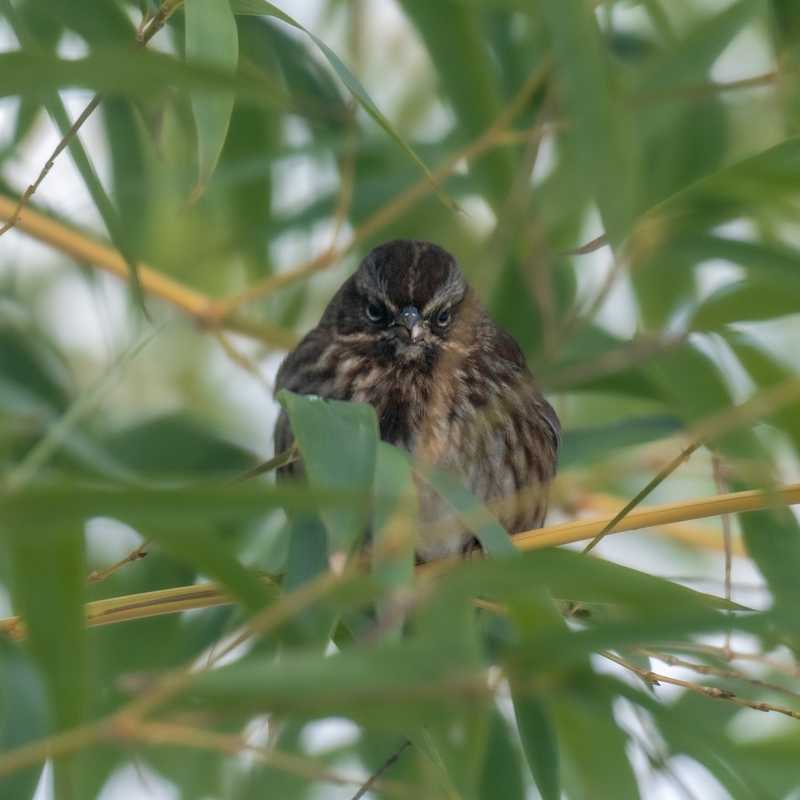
[372,443,416,638]
[3,523,86,795]
[736,502,800,621]
[278,391,378,552]
[635,0,760,93]
[513,695,559,800]
[146,526,276,614]
[676,235,800,290]
[555,683,639,800]
[0,482,368,529]
[421,466,517,557]
[103,412,254,478]
[541,0,637,248]
[186,0,239,197]
[643,340,762,460]
[0,319,70,415]
[724,330,800,449]
[0,640,48,800]
[479,711,525,800]
[0,49,288,107]
[559,415,682,469]
[691,278,800,330]
[103,97,151,252]
[230,0,455,209]
[189,639,488,730]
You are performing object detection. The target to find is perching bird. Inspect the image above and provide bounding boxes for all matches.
[274,240,560,561]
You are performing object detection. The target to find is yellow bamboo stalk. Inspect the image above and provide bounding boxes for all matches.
[2,481,798,637]
[579,492,747,555]
[514,482,800,551]
[0,196,296,349]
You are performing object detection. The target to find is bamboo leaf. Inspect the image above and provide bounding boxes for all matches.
[278,391,378,552]
[690,278,800,330]
[3,524,87,795]
[0,640,48,800]
[185,0,239,198]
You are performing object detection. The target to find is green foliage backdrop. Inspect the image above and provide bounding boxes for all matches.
[1,0,800,797]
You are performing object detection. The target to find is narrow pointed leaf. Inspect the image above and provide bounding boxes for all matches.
[186,0,239,198]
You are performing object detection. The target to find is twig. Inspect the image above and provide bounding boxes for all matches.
[582,440,702,554]
[349,739,411,800]
[657,642,800,679]
[637,649,800,701]
[0,0,184,238]
[602,650,800,721]
[88,540,150,583]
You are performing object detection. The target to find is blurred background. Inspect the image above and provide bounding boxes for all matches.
[2,0,800,798]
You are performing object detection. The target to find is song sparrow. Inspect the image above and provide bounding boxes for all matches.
[274,240,560,561]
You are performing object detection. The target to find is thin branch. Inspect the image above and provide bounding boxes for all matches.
[350,739,411,800]
[602,650,800,721]
[87,540,150,583]
[637,649,800,701]
[0,0,184,238]
[660,642,800,679]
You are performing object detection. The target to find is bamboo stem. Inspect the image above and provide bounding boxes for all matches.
[2,481,798,637]
[514,482,800,551]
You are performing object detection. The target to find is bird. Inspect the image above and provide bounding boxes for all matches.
[273,240,560,562]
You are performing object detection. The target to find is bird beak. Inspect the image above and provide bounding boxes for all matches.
[398,306,423,341]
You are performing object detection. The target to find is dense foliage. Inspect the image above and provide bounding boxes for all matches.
[1,0,800,798]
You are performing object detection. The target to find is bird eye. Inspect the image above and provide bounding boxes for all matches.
[435,307,451,327]
[366,302,385,323]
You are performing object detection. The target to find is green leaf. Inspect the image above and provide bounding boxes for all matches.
[635,0,760,94]
[540,0,637,248]
[3,523,87,795]
[103,413,254,478]
[513,695,559,800]
[479,711,525,800]
[690,278,800,330]
[723,330,800,450]
[372,444,416,638]
[278,391,378,552]
[420,466,517,557]
[188,639,488,730]
[0,640,48,800]
[735,500,800,620]
[146,527,276,614]
[559,415,682,470]
[229,0,455,209]
[0,49,288,108]
[186,0,239,198]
